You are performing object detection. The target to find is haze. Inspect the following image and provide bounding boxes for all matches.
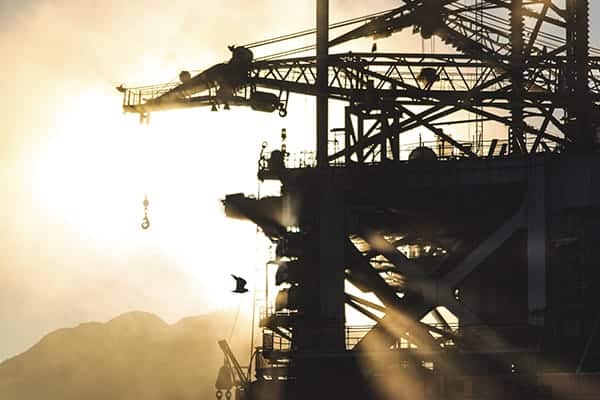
[1,0,599,362]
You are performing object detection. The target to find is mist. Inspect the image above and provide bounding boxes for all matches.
[0,0,407,362]
[2,0,600,365]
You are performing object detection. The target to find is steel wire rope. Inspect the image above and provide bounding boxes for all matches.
[247,178,263,379]
[449,1,600,54]
[249,2,600,62]
[241,8,395,49]
[257,45,316,61]
[228,299,242,342]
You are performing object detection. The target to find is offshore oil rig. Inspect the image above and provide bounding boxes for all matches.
[118,1,600,399]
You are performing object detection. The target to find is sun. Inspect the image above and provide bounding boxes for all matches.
[29,87,267,314]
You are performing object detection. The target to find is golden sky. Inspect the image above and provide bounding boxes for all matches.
[0,0,399,362]
[1,0,600,362]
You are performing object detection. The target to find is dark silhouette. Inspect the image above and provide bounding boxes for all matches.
[0,311,249,400]
[231,275,248,293]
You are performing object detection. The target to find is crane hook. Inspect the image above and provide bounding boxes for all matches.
[278,106,287,118]
[141,195,150,230]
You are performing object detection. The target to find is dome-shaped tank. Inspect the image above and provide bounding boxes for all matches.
[417,67,439,86]
[268,150,285,172]
[275,259,304,285]
[275,263,289,286]
[275,289,289,311]
[408,146,437,162]
[179,70,191,83]
[275,286,302,311]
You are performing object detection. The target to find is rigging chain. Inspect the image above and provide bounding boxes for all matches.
[141,194,150,230]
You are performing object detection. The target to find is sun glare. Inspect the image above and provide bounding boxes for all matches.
[30,88,266,313]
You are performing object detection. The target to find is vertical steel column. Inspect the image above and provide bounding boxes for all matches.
[566,0,591,150]
[316,0,329,167]
[509,0,525,154]
[566,0,577,145]
[316,0,345,353]
[574,0,589,96]
[318,186,346,351]
[527,159,546,326]
[344,107,352,165]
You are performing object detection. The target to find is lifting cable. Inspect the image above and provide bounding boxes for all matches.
[243,3,600,61]
[242,8,395,50]
[248,178,263,371]
[257,45,315,61]
[448,1,600,55]
[244,1,600,62]
[139,120,152,231]
[228,300,242,342]
[141,194,150,230]
[253,5,600,61]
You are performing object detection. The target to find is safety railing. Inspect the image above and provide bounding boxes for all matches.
[260,324,378,352]
[345,325,375,349]
[258,136,553,178]
[120,82,181,108]
[262,330,292,352]
[259,321,545,361]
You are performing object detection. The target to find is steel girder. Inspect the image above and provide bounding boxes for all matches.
[120,0,598,160]
[122,52,600,160]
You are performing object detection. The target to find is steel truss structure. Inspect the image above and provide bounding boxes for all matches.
[122,0,600,160]
[119,1,600,399]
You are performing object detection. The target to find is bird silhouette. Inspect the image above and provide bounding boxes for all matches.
[231,275,248,293]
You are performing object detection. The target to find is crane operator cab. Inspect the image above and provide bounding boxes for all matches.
[223,45,254,90]
[227,45,253,68]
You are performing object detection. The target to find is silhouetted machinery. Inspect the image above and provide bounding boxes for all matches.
[119,1,600,399]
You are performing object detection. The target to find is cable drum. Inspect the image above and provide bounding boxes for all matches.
[249,92,280,113]
[179,70,191,83]
[408,146,438,162]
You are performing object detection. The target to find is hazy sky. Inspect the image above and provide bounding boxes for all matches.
[1,0,600,362]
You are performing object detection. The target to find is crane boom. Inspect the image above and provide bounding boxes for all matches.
[118,0,600,159]
[119,1,599,113]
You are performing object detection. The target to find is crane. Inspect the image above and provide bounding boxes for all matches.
[118,1,600,399]
[119,0,600,161]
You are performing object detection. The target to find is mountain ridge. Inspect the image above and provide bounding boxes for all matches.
[0,310,251,400]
